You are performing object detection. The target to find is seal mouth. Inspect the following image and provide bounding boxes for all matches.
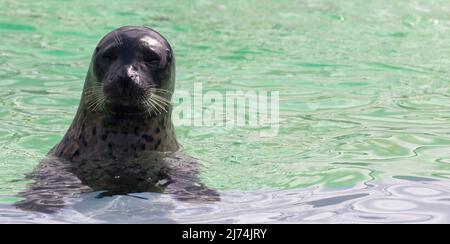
[84,84,172,116]
[106,94,143,106]
[105,101,148,116]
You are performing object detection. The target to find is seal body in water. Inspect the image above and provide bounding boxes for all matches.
[17,26,218,213]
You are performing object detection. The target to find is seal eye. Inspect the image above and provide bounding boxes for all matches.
[103,49,118,61]
[142,51,161,66]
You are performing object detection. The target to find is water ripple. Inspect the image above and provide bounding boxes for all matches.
[1,178,449,223]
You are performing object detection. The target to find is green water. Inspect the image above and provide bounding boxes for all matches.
[1,0,450,206]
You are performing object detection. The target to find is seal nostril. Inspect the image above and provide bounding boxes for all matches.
[106,65,142,98]
[126,65,139,79]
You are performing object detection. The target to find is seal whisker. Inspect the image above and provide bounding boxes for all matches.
[149,94,171,107]
[148,99,162,114]
[138,96,154,117]
[139,89,172,115]
[149,95,170,105]
[84,84,105,112]
[151,93,171,101]
[86,94,100,108]
[148,88,173,95]
[150,99,168,113]
[140,95,161,115]
[92,96,105,112]
[146,94,170,112]
[87,99,102,111]
[146,90,172,100]
[146,101,160,115]
[113,31,123,46]
[150,99,169,113]
[86,90,101,104]
[148,87,172,92]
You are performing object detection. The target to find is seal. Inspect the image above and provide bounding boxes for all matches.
[17,26,218,213]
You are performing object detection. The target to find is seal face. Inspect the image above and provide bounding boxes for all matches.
[17,27,218,213]
[91,26,175,115]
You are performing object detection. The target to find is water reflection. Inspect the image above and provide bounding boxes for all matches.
[2,177,450,223]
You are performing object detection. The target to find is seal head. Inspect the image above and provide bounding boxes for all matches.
[90,26,175,115]
[80,26,175,116]
[52,26,180,189]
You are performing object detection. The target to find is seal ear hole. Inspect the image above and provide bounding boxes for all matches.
[165,48,172,62]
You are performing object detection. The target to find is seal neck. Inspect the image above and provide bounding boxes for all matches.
[53,105,179,162]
